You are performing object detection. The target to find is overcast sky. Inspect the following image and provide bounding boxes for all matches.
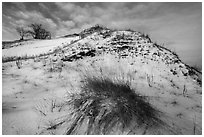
[2,2,202,68]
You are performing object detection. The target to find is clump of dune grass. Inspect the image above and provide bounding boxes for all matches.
[65,72,166,135]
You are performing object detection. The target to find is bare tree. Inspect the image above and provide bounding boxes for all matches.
[28,23,51,39]
[16,27,28,40]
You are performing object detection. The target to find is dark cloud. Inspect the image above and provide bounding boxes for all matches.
[2,2,202,67]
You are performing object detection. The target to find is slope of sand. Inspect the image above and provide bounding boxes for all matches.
[2,54,202,134]
[2,37,79,58]
[2,29,202,134]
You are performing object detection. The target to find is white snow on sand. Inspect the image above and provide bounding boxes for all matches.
[2,37,79,58]
[2,29,202,135]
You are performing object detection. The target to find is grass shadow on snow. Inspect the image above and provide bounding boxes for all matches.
[66,71,172,134]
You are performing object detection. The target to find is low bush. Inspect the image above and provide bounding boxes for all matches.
[66,72,164,134]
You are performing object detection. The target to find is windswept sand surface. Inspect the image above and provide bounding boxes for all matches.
[2,29,202,134]
[2,60,69,134]
[2,37,79,58]
[2,54,202,134]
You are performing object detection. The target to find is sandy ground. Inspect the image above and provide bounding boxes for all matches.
[2,54,202,135]
[2,37,79,58]
[2,60,68,134]
[2,30,202,135]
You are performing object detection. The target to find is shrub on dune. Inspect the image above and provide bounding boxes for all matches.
[66,73,165,135]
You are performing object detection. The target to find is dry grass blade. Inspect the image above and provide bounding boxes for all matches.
[66,74,167,134]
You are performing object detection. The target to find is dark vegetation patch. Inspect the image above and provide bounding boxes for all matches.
[2,39,31,49]
[63,33,79,38]
[66,74,167,134]
[79,24,108,38]
[62,49,96,62]
[170,69,177,75]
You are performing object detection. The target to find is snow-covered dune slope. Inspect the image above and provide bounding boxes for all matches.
[2,37,79,58]
[61,27,201,130]
[35,26,200,134]
[61,28,201,84]
[2,25,202,135]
